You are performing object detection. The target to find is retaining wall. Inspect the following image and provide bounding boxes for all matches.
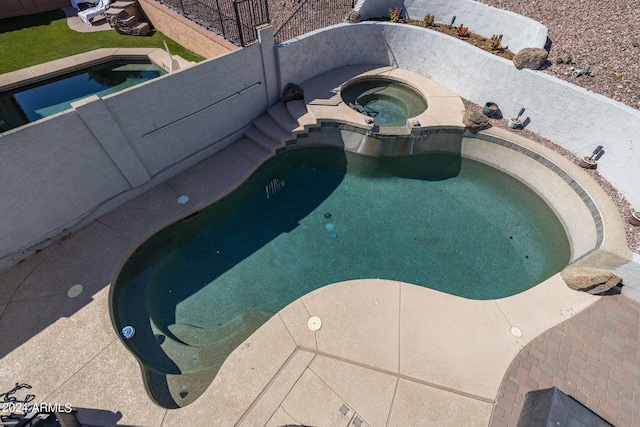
[356,0,548,52]
[277,22,640,210]
[138,0,237,59]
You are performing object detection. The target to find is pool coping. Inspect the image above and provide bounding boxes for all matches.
[0,47,194,93]
[0,65,633,426]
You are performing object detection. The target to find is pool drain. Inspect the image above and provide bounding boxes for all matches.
[67,284,83,298]
[307,316,322,331]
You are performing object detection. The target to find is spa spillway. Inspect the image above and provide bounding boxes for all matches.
[340,78,428,127]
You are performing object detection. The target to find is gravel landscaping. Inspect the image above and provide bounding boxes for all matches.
[479,0,640,110]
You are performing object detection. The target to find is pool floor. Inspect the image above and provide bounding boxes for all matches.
[115,147,570,406]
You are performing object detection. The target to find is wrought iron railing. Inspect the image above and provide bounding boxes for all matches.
[160,0,269,46]
[273,0,355,44]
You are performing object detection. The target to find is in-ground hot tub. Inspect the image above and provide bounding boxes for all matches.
[340,77,428,126]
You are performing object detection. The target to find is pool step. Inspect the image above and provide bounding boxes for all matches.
[267,102,300,133]
[286,99,316,131]
[244,126,281,151]
[253,115,292,143]
[241,99,312,154]
[231,138,271,162]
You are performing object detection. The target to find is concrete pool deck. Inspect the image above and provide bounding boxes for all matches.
[1,66,638,426]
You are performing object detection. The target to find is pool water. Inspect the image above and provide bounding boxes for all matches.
[0,60,165,132]
[341,78,428,126]
[114,147,570,407]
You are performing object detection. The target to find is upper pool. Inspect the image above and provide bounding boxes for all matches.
[113,146,570,407]
[0,59,166,132]
[341,78,428,126]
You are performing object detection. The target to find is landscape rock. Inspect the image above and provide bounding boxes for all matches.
[345,9,361,23]
[282,82,304,103]
[463,109,489,131]
[561,268,622,294]
[555,53,574,65]
[513,48,549,70]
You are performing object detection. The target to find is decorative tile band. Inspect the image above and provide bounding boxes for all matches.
[473,131,604,254]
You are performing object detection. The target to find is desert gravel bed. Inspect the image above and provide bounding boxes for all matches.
[479,0,640,110]
[268,0,639,110]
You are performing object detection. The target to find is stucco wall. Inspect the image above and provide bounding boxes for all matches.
[0,0,68,19]
[277,22,640,210]
[357,0,548,52]
[0,41,272,268]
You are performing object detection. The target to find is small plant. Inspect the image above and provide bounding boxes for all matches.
[488,34,502,51]
[422,14,435,27]
[389,7,402,23]
[456,24,469,37]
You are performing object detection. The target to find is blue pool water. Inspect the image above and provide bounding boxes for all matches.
[0,60,165,132]
[341,78,428,126]
[113,147,570,406]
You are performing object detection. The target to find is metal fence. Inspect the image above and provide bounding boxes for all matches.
[160,0,269,46]
[273,0,355,44]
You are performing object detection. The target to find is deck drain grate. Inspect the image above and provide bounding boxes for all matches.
[340,404,349,416]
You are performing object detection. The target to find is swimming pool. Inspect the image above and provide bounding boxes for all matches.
[0,59,166,132]
[113,146,570,407]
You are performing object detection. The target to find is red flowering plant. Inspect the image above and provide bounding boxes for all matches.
[423,14,435,27]
[488,34,503,50]
[389,7,402,23]
[456,24,470,37]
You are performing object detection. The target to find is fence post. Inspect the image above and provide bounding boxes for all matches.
[214,0,226,39]
[233,0,246,46]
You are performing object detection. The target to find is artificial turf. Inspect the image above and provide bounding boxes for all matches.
[0,9,204,75]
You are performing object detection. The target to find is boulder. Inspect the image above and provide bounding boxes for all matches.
[463,109,489,131]
[513,48,548,70]
[282,83,304,103]
[561,268,622,294]
[345,9,361,23]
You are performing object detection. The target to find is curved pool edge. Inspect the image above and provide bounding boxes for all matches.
[107,66,631,411]
[158,276,600,425]
[478,127,632,267]
[108,133,630,410]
